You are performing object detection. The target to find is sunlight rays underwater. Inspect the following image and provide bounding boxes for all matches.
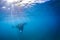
[0,0,59,40]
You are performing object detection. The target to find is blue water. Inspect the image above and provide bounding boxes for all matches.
[0,0,60,40]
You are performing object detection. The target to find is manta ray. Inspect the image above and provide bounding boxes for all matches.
[15,23,27,32]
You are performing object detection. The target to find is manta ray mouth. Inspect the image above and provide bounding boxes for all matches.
[20,30,23,32]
